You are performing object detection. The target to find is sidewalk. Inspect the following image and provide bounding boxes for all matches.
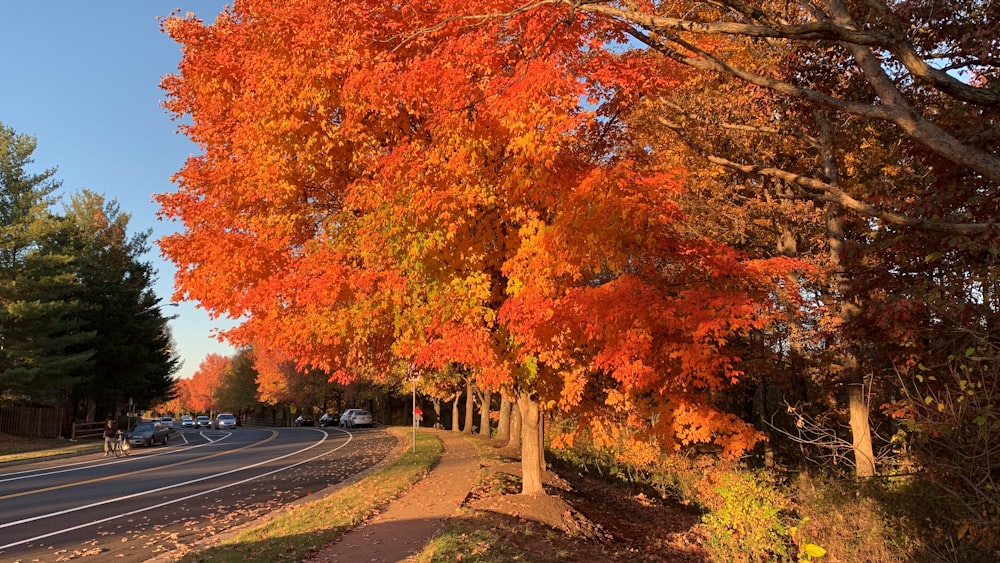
[303,429,480,563]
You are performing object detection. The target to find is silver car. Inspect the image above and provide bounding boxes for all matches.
[214,413,238,429]
[339,409,373,428]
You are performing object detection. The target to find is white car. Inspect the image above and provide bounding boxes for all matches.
[339,409,373,428]
[181,415,195,428]
[159,416,174,429]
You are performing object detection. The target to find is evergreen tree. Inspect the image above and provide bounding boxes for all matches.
[0,122,93,404]
[62,190,180,419]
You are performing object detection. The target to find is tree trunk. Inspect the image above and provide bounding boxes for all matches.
[849,384,876,477]
[508,399,522,450]
[517,393,545,495]
[495,393,512,443]
[829,206,875,478]
[478,388,492,437]
[432,398,442,429]
[464,377,475,434]
[450,392,461,432]
[819,110,875,479]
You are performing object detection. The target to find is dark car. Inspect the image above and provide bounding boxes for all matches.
[195,415,211,428]
[127,422,169,447]
[319,412,338,427]
[294,415,314,427]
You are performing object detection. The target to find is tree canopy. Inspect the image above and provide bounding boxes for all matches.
[159,0,805,493]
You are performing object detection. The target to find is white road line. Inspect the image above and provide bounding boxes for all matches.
[0,429,352,548]
[0,433,233,484]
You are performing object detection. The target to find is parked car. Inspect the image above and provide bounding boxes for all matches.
[339,409,373,428]
[294,415,314,427]
[181,415,195,428]
[214,413,238,429]
[319,412,338,427]
[195,415,211,428]
[159,416,174,429]
[127,422,169,447]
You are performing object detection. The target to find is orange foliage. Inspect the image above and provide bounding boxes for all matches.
[158,0,800,458]
[185,353,229,413]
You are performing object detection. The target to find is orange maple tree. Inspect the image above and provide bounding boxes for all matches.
[158,0,799,494]
[182,353,229,414]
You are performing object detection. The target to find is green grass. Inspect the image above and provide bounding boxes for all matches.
[415,518,525,562]
[178,428,444,562]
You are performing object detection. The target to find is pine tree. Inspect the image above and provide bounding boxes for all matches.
[0,122,93,404]
[62,190,180,419]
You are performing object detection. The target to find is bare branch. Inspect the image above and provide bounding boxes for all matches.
[570,0,999,106]
[704,153,997,235]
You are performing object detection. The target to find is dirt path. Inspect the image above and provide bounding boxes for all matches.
[303,430,479,562]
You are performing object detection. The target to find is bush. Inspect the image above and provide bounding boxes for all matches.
[794,474,911,563]
[699,470,791,562]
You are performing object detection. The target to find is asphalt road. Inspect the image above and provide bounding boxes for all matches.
[0,425,397,562]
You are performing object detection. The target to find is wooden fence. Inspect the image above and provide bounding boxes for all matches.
[0,406,64,438]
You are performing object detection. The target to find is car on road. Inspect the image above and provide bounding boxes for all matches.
[339,409,373,428]
[181,415,194,428]
[195,415,211,428]
[294,415,314,427]
[159,416,174,428]
[319,412,338,427]
[214,413,238,429]
[127,422,169,447]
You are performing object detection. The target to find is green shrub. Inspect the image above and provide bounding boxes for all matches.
[699,470,790,563]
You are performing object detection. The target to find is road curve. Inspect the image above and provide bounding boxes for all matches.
[0,426,397,562]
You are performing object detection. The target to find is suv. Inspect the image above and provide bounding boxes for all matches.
[214,413,238,429]
[339,409,373,428]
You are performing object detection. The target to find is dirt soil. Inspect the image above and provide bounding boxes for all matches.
[459,441,708,562]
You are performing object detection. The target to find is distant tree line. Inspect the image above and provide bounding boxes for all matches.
[0,122,178,422]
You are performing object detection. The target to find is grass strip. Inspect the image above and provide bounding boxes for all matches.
[178,429,443,563]
[417,519,524,562]
[0,441,102,463]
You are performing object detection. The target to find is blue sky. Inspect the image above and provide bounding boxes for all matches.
[1,2,233,380]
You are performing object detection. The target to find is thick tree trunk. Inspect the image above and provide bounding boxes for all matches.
[464,377,475,434]
[495,393,512,443]
[432,398,442,429]
[517,393,545,495]
[478,388,492,437]
[450,392,461,432]
[508,398,522,450]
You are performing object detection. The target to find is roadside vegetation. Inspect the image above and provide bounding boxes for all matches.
[0,433,100,463]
